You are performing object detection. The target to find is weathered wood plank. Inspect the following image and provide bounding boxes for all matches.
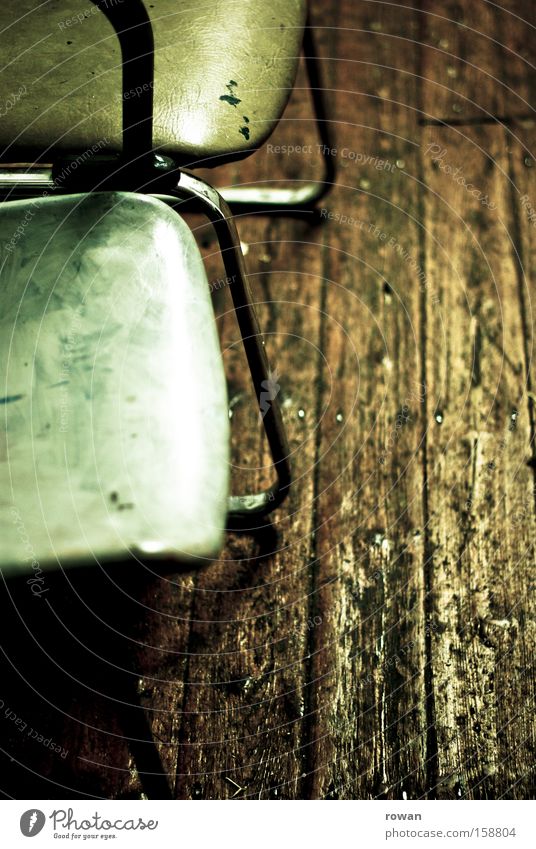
[299,0,429,799]
[172,227,325,800]
[419,0,536,801]
[164,25,333,799]
[420,119,536,798]
[419,0,508,123]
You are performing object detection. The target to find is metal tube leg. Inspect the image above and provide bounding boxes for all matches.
[220,18,336,215]
[165,173,292,526]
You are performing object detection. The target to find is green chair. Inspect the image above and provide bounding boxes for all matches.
[0,0,299,576]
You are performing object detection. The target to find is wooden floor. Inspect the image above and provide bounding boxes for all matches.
[1,0,535,800]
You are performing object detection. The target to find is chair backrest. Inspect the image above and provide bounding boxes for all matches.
[0,0,157,169]
[0,1,178,193]
[0,0,307,167]
[89,1,154,164]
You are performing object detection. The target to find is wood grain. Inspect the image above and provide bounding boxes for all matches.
[0,0,534,800]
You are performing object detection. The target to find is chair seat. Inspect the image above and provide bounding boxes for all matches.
[0,0,306,166]
[0,191,230,574]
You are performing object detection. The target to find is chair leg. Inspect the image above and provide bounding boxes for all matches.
[220,20,336,215]
[163,172,292,527]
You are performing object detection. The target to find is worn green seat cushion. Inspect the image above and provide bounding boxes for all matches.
[0,191,230,573]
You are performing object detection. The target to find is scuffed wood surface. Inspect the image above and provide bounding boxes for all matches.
[0,0,534,799]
